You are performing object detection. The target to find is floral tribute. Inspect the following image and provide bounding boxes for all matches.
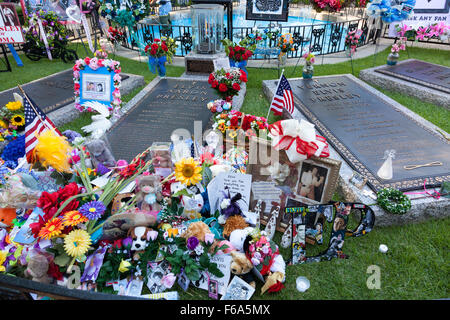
[208,67,248,102]
[395,23,450,42]
[22,10,70,54]
[302,51,315,66]
[310,0,348,12]
[143,37,177,76]
[99,0,150,28]
[345,29,363,53]
[0,100,25,141]
[226,44,254,62]
[73,56,122,113]
[277,33,295,53]
[211,109,269,141]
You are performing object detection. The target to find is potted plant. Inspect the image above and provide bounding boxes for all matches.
[302,51,315,79]
[144,37,177,77]
[387,38,406,66]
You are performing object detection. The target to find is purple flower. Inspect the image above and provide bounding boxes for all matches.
[187,236,199,250]
[97,162,111,175]
[122,237,133,248]
[80,247,107,282]
[79,201,106,220]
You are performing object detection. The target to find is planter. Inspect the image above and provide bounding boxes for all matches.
[229,58,248,77]
[387,52,399,66]
[302,64,314,79]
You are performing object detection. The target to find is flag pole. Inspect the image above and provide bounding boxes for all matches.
[266,68,285,121]
[17,84,54,131]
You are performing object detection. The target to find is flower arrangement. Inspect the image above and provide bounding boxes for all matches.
[99,0,150,28]
[302,51,315,66]
[0,100,25,133]
[395,23,450,42]
[22,10,69,53]
[208,67,248,102]
[144,37,177,76]
[226,45,254,63]
[366,0,415,23]
[344,29,362,53]
[106,26,125,44]
[73,56,122,113]
[277,33,295,53]
[211,109,269,141]
[206,99,232,114]
[311,0,347,13]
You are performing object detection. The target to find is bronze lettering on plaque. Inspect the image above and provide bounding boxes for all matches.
[291,75,450,191]
[375,59,450,94]
[105,78,219,162]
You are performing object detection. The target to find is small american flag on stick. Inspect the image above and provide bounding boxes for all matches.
[18,85,62,163]
[268,72,295,117]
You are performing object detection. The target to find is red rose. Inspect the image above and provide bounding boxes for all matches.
[151,43,159,51]
[211,80,219,88]
[235,54,241,61]
[225,96,232,102]
[154,39,160,42]
[37,191,59,214]
[84,57,90,64]
[161,43,168,52]
[232,83,241,91]
[208,73,215,84]
[47,261,63,281]
[226,72,232,79]
[239,72,248,82]
[144,44,150,52]
[230,116,239,127]
[150,48,157,56]
[241,115,252,131]
[74,83,80,90]
[57,182,80,202]
[218,83,228,92]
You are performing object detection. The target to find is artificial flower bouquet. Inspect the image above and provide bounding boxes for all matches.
[303,51,315,66]
[0,100,25,133]
[277,33,295,53]
[395,22,450,42]
[106,26,125,44]
[311,0,348,12]
[344,29,362,54]
[144,37,177,76]
[208,67,248,102]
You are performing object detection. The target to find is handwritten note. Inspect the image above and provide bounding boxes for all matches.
[251,181,283,213]
[194,254,232,296]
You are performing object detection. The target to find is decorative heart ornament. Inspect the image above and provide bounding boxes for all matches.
[66,5,82,23]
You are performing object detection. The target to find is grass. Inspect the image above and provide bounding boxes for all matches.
[2,43,449,300]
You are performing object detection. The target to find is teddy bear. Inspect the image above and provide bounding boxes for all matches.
[85,139,116,168]
[181,221,210,242]
[24,254,52,284]
[230,251,256,288]
[222,215,248,238]
[229,227,286,294]
[135,175,163,218]
[101,209,157,241]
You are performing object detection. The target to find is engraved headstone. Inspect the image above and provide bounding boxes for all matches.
[375,59,450,94]
[105,78,219,162]
[0,69,129,113]
[287,75,450,192]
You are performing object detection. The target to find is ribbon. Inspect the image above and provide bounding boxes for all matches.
[37,18,52,60]
[148,55,167,76]
[268,119,329,163]
[80,13,94,53]
[229,58,248,76]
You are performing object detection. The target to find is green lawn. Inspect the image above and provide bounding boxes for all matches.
[2,44,449,299]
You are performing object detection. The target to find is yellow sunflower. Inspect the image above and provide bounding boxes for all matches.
[62,211,88,227]
[0,120,7,129]
[10,114,25,127]
[5,101,22,111]
[0,250,8,272]
[38,217,64,240]
[174,157,202,186]
[64,229,92,258]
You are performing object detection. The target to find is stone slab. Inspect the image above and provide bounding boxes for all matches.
[262,74,450,226]
[184,51,227,75]
[104,77,220,162]
[360,59,450,110]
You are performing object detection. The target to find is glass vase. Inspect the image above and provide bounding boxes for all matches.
[387,52,399,66]
[302,64,314,79]
[278,52,287,65]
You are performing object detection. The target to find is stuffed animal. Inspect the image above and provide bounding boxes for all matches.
[135,175,163,218]
[0,208,16,230]
[181,194,204,220]
[85,139,116,168]
[222,215,249,238]
[101,209,157,241]
[230,251,256,288]
[128,226,155,261]
[229,228,286,294]
[24,254,51,284]
[181,221,210,242]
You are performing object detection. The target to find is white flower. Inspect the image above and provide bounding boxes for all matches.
[220,198,231,209]
[251,257,260,265]
[194,245,204,255]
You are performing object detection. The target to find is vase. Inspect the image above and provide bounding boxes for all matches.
[229,58,248,77]
[302,64,314,79]
[345,47,353,58]
[278,52,287,65]
[387,52,399,66]
[148,55,167,77]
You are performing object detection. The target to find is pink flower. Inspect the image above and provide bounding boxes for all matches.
[89,57,100,70]
[391,44,400,53]
[161,273,176,288]
[113,74,121,82]
[251,257,260,265]
[204,233,214,245]
[147,230,158,241]
[73,70,79,79]
[416,26,428,41]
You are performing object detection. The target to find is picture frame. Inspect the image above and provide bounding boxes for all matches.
[20,0,78,21]
[0,3,24,44]
[245,0,289,22]
[80,65,114,108]
[177,270,190,292]
[208,279,219,300]
[221,276,255,300]
[247,137,341,233]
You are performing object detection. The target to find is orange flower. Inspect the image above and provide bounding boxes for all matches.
[62,211,88,227]
[38,218,64,240]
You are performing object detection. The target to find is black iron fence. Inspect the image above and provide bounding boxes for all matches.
[121,17,379,59]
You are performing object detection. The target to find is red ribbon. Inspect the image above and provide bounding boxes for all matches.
[268,121,330,159]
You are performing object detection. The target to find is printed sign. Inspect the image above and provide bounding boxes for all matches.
[0,3,24,44]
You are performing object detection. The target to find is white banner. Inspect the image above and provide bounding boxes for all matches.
[0,3,24,44]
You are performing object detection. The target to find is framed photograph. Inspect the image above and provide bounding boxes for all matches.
[245,0,289,22]
[177,270,190,292]
[247,137,341,232]
[208,279,219,300]
[349,171,367,189]
[221,276,255,300]
[80,70,113,102]
[20,0,78,21]
[0,3,24,44]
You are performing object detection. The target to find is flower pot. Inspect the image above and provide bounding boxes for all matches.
[302,64,314,79]
[229,58,248,77]
[387,52,399,66]
[278,52,287,65]
[148,55,167,77]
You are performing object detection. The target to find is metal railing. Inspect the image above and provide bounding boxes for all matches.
[121,17,379,59]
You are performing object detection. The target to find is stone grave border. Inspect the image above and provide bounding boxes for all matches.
[262,74,450,227]
[359,59,450,110]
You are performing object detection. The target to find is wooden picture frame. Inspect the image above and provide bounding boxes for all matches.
[247,137,341,233]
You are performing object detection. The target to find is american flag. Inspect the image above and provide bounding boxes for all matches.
[24,92,61,163]
[269,75,294,116]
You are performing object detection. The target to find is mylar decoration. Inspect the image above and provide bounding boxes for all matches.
[98,0,150,29]
[366,0,416,23]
